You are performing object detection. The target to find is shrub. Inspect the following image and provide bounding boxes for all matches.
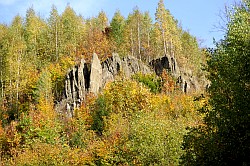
[132,73,161,93]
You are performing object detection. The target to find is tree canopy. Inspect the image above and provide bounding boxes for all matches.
[182,0,250,165]
[3,0,248,165]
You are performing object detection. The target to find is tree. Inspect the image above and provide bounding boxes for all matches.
[3,15,27,119]
[24,7,47,68]
[155,0,169,56]
[61,5,84,60]
[134,7,143,59]
[150,22,163,59]
[0,24,8,100]
[123,13,135,56]
[155,0,180,58]
[81,11,112,61]
[141,11,153,62]
[179,30,202,74]
[182,1,250,165]
[34,68,55,120]
[47,5,61,62]
[110,10,125,54]
[123,7,144,59]
[96,10,109,32]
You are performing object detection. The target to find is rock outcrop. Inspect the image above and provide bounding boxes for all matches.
[56,53,152,117]
[56,52,204,117]
[149,55,199,93]
[102,53,152,86]
[149,55,180,77]
[89,53,102,95]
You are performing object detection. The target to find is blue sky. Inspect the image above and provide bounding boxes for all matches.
[0,0,240,47]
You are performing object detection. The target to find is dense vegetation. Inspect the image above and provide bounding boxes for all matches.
[0,0,249,165]
[182,0,250,165]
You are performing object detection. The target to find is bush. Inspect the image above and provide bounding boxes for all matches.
[132,73,161,93]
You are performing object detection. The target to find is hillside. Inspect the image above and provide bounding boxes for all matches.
[0,0,249,165]
[0,0,206,120]
[0,1,206,164]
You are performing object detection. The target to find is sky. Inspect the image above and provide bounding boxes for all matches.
[0,0,240,48]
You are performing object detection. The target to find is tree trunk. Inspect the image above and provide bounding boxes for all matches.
[0,57,4,98]
[130,28,134,56]
[55,21,58,62]
[162,30,167,56]
[137,20,141,60]
[16,50,21,118]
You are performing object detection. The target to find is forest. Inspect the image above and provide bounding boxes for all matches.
[0,0,249,165]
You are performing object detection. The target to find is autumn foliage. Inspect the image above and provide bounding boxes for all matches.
[0,75,204,165]
[0,0,209,165]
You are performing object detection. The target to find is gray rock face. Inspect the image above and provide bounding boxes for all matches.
[149,55,180,76]
[102,53,152,86]
[78,59,85,101]
[149,55,202,93]
[56,53,204,117]
[56,53,152,117]
[90,53,102,95]
[102,53,122,86]
[125,55,152,75]
[57,58,87,117]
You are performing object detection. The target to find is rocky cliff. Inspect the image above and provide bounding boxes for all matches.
[56,53,152,117]
[56,53,202,117]
[149,55,201,93]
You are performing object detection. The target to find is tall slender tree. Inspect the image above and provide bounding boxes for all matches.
[141,11,153,62]
[155,0,180,57]
[0,24,8,99]
[110,10,125,54]
[47,5,61,62]
[61,5,84,60]
[5,15,26,118]
[24,7,47,68]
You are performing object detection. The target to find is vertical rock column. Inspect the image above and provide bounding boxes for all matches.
[78,59,85,101]
[89,53,103,95]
